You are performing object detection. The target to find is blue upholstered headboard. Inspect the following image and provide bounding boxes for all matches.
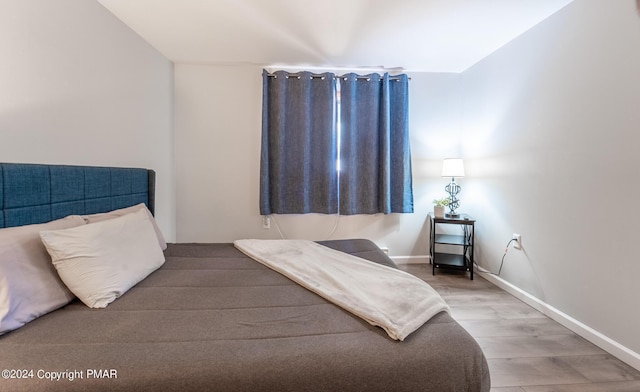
[0,163,155,229]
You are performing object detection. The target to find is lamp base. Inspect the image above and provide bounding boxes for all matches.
[445,213,460,218]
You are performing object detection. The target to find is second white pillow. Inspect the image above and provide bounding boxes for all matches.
[40,208,165,308]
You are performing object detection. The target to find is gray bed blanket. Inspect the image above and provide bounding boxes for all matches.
[234,239,449,341]
[0,240,490,391]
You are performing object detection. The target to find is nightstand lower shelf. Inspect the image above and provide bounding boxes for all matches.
[432,252,471,271]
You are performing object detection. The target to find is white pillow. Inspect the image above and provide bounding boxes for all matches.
[0,215,85,335]
[82,203,167,250]
[40,208,165,308]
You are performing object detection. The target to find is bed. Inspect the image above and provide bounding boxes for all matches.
[0,162,490,391]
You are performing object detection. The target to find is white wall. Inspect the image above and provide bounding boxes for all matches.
[460,0,640,355]
[174,64,462,258]
[0,0,175,240]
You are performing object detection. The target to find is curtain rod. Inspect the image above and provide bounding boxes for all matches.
[266,72,409,81]
[266,73,331,79]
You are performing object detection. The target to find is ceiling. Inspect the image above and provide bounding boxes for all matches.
[97,0,574,73]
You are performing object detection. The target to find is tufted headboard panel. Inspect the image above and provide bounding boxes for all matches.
[0,163,155,228]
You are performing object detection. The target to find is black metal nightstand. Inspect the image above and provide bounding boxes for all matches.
[429,213,475,280]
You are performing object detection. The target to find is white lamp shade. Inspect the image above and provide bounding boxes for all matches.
[441,158,465,178]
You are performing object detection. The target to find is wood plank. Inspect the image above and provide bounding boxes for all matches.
[488,357,589,387]
[477,334,606,359]
[450,303,547,321]
[561,354,640,382]
[441,291,526,307]
[458,318,572,338]
[522,380,640,392]
[489,303,548,320]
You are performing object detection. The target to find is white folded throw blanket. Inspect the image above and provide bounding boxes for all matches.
[234,239,449,341]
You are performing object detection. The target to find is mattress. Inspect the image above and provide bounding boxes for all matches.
[0,239,490,391]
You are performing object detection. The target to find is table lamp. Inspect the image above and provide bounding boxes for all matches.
[441,158,464,217]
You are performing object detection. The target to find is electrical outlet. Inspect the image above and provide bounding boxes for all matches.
[262,216,271,229]
[512,233,522,250]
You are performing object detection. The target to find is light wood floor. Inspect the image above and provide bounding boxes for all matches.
[398,264,640,392]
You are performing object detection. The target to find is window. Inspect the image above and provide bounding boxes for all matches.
[260,70,413,215]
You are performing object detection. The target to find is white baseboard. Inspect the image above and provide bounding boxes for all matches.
[479,271,640,372]
[391,255,430,264]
